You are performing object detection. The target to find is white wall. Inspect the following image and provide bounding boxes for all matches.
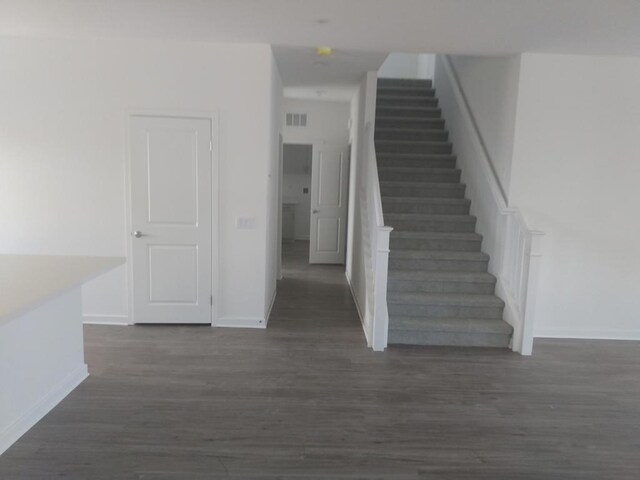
[378,53,435,79]
[448,55,521,192]
[0,36,277,327]
[282,98,350,145]
[434,55,512,280]
[264,53,283,320]
[510,53,640,340]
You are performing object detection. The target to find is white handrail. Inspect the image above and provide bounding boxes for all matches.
[440,55,544,355]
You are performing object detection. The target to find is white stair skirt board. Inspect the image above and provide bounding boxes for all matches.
[345,270,372,348]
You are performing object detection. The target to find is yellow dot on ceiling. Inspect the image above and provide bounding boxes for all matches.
[316,46,333,57]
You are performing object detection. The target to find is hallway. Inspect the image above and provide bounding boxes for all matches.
[0,242,639,478]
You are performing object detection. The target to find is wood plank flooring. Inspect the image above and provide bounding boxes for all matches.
[1,241,639,479]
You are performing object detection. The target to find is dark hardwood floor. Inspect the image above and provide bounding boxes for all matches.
[1,241,639,479]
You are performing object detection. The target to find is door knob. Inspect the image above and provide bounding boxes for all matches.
[132,230,143,238]
[312,209,320,214]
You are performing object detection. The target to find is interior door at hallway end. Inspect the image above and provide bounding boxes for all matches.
[310,144,349,264]
[129,115,212,324]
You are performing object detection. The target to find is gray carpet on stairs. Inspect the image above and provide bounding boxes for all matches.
[376,77,513,348]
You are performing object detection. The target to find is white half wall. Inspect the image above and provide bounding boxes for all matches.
[0,37,277,326]
[447,55,521,192]
[345,71,378,345]
[510,53,640,340]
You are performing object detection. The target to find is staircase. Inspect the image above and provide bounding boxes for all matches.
[375,78,513,348]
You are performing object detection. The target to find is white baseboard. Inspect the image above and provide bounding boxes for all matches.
[213,317,267,329]
[345,271,371,347]
[535,329,640,341]
[83,314,131,325]
[0,363,89,455]
[264,288,277,328]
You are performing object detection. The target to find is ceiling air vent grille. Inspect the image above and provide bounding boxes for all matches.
[286,113,307,127]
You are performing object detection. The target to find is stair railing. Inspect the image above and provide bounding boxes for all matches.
[360,120,393,351]
[437,54,545,355]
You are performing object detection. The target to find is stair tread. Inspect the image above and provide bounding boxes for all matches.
[392,230,480,239]
[389,316,513,335]
[377,94,437,101]
[377,153,456,162]
[385,213,476,222]
[389,271,496,282]
[379,166,460,174]
[382,196,469,205]
[388,292,504,307]
[380,180,464,188]
[378,104,441,111]
[376,115,444,122]
[390,250,489,261]
[376,127,448,134]
[376,113,443,118]
[377,139,451,146]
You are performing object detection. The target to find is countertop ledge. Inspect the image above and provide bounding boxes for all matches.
[0,255,125,325]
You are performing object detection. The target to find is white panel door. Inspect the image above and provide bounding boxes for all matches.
[129,115,212,324]
[309,145,349,264]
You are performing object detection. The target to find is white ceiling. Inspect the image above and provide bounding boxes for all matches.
[273,46,387,101]
[3,0,640,95]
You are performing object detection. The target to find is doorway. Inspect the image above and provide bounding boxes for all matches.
[281,143,349,266]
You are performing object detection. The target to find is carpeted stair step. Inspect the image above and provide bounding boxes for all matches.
[390,231,482,251]
[376,117,445,130]
[388,250,490,273]
[378,167,461,183]
[376,95,439,108]
[377,78,433,89]
[376,106,442,119]
[382,197,471,215]
[380,181,466,198]
[376,153,457,169]
[385,213,476,233]
[388,317,512,347]
[376,140,452,155]
[387,292,505,319]
[375,128,449,142]
[377,86,436,98]
[388,271,497,294]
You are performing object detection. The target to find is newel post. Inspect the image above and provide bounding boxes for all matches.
[371,226,393,351]
[520,232,544,355]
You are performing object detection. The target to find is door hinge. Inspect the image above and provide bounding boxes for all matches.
[209,141,212,152]
[210,295,213,305]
